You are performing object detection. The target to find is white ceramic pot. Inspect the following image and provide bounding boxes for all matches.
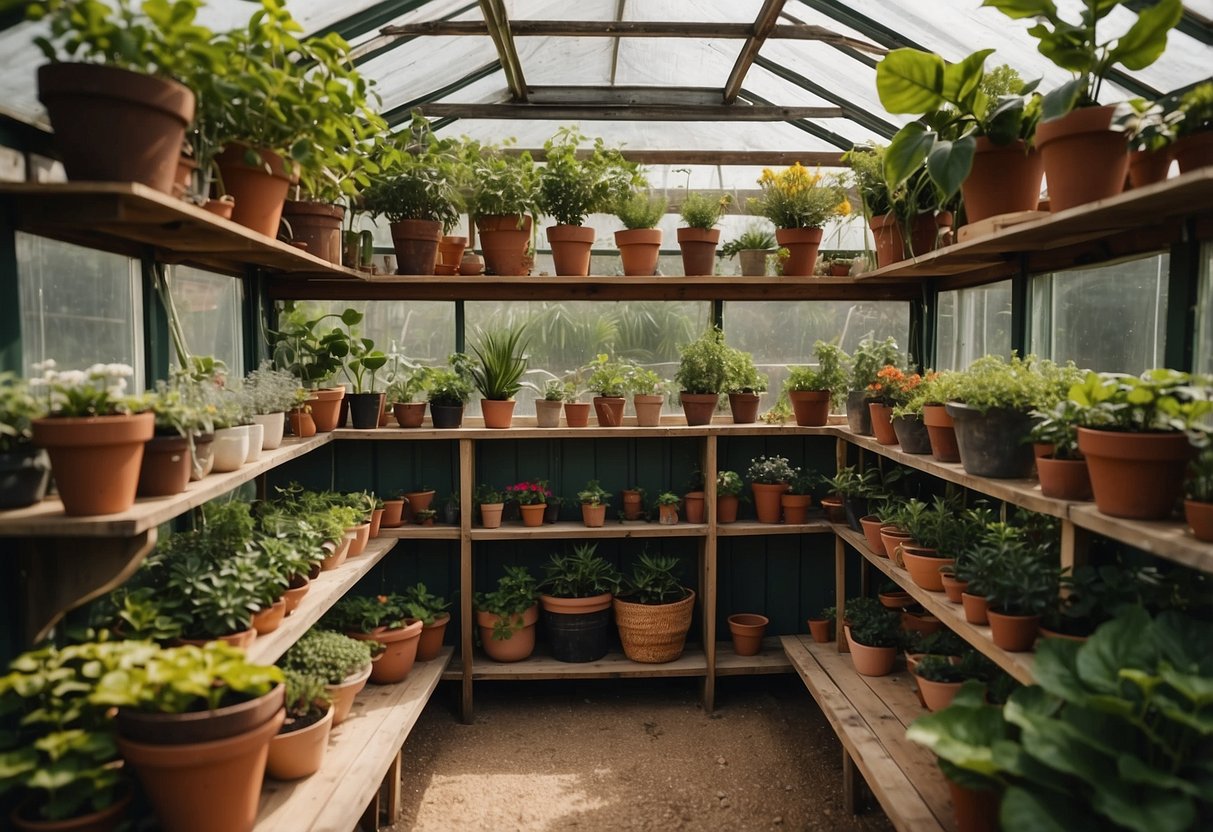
[212,426,250,473]
[254,412,285,450]
[244,422,265,463]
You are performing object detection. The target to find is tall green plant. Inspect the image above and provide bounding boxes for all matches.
[538,128,641,227]
[468,326,529,401]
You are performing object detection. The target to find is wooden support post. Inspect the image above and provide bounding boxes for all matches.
[385,750,402,822]
[835,535,848,653]
[835,435,847,475]
[459,439,474,724]
[1059,519,1091,574]
[841,747,857,815]
[723,0,787,104]
[359,789,380,831]
[478,0,527,101]
[701,434,718,712]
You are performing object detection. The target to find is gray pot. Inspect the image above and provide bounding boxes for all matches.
[892,415,932,454]
[846,390,873,435]
[0,448,51,509]
[945,403,1037,479]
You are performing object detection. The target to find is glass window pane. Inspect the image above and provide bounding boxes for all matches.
[16,232,142,386]
[1030,254,1168,373]
[1196,242,1213,376]
[168,267,244,376]
[936,281,1012,370]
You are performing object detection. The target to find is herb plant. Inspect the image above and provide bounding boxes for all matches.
[538,128,640,227]
[475,566,540,640]
[540,543,622,598]
[279,629,374,684]
[747,455,798,485]
[577,480,611,506]
[615,191,667,229]
[469,326,529,401]
[619,553,689,605]
[675,327,731,395]
[678,192,731,229]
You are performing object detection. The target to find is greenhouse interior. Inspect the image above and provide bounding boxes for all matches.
[1,0,1212,830]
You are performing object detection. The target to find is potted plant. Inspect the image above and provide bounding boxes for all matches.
[321,594,424,684]
[747,455,798,524]
[674,327,731,425]
[265,670,333,781]
[781,472,815,525]
[401,582,451,661]
[613,190,667,276]
[139,381,213,496]
[0,373,50,509]
[505,479,549,527]
[1070,368,1210,519]
[278,629,374,726]
[784,341,848,427]
[654,491,681,525]
[475,565,540,662]
[1173,81,1213,173]
[843,337,896,434]
[807,605,835,644]
[267,304,350,432]
[724,346,767,424]
[465,140,540,276]
[843,143,942,265]
[316,309,387,430]
[844,602,902,677]
[469,325,529,429]
[866,366,931,452]
[531,379,562,428]
[585,354,629,426]
[898,496,964,591]
[1185,441,1213,542]
[719,224,776,276]
[982,541,1059,652]
[985,0,1183,210]
[910,653,986,713]
[716,470,743,524]
[385,358,431,428]
[614,553,695,663]
[401,486,437,523]
[749,164,851,275]
[241,362,300,450]
[475,484,506,529]
[1116,98,1182,187]
[1026,399,1093,500]
[426,353,474,429]
[577,479,612,527]
[627,365,667,427]
[414,508,437,526]
[538,544,623,663]
[676,191,731,275]
[561,376,591,427]
[538,128,639,276]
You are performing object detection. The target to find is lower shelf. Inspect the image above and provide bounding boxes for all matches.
[782,634,954,832]
[378,525,460,540]
[470,520,708,540]
[255,647,454,832]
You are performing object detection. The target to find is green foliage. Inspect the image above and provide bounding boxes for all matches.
[268,303,352,389]
[384,356,431,405]
[1189,442,1213,503]
[750,164,851,229]
[675,327,731,395]
[464,139,541,218]
[538,128,641,227]
[1068,369,1213,433]
[626,365,667,397]
[399,583,449,626]
[469,326,530,401]
[474,566,540,640]
[899,495,968,554]
[279,629,373,685]
[678,192,732,229]
[426,353,474,406]
[1177,81,1213,136]
[615,191,667,229]
[983,544,1060,617]
[908,628,969,658]
[842,144,893,217]
[619,552,688,605]
[822,465,879,499]
[950,353,1082,414]
[1028,399,1088,459]
[847,602,902,648]
[1048,562,1206,637]
[322,594,412,633]
[576,480,611,506]
[281,669,330,720]
[0,373,44,452]
[718,224,776,258]
[654,491,681,506]
[242,361,301,415]
[850,337,903,391]
[724,347,768,394]
[914,653,990,684]
[584,354,629,397]
[361,129,463,230]
[747,455,799,485]
[29,361,139,418]
[540,543,622,598]
[716,470,744,497]
[785,341,849,409]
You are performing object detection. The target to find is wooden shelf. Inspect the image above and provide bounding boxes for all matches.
[717,520,834,537]
[782,634,954,832]
[1069,505,1212,573]
[835,525,1035,685]
[377,525,461,541]
[0,183,368,280]
[246,538,398,665]
[470,520,708,540]
[716,637,794,675]
[255,647,453,832]
[0,435,333,538]
[333,421,839,441]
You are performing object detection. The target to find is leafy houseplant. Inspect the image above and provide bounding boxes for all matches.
[536,543,622,663]
[676,191,732,275]
[400,583,451,660]
[724,346,768,425]
[614,553,695,663]
[323,593,424,684]
[475,566,541,662]
[750,164,851,275]
[279,629,374,686]
[716,469,744,524]
[654,491,681,525]
[748,455,799,524]
[982,543,1060,651]
[627,364,667,427]
[675,327,731,425]
[427,353,474,429]
[465,139,541,276]
[784,340,848,427]
[847,338,903,434]
[845,602,901,677]
[1173,81,1213,173]
[614,191,667,275]
[577,479,612,527]
[584,354,630,426]
[719,224,777,276]
[468,326,529,429]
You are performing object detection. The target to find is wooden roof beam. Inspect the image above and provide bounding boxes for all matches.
[415,102,843,121]
[478,0,527,101]
[723,0,787,105]
[498,149,848,166]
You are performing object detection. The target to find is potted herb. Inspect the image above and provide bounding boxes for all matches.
[750,164,851,275]
[614,553,695,663]
[267,304,350,431]
[654,491,681,525]
[844,337,899,434]
[898,496,963,591]
[1116,97,1183,187]
[538,544,623,662]
[1027,399,1093,500]
[981,537,1059,651]
[474,565,540,662]
[385,356,431,428]
[614,191,667,275]
[561,375,591,427]
[619,485,645,521]
[465,140,540,276]
[676,191,732,275]
[322,594,424,684]
[724,346,768,424]
[320,308,388,430]
[505,479,550,527]
[475,484,506,528]
[278,629,374,726]
[401,582,451,661]
[719,224,776,276]
[401,486,437,523]
[534,379,565,428]
[807,605,836,644]
[468,325,529,429]
[427,353,474,429]
[265,671,333,781]
[747,455,799,524]
[911,653,989,713]
[138,380,213,497]
[627,365,667,427]
[844,602,902,677]
[577,479,612,527]
[781,472,815,525]
[784,341,848,427]
[681,470,706,525]
[674,327,731,425]
[716,470,743,524]
[538,128,639,275]
[241,362,300,450]
[0,373,49,509]
[1173,81,1213,173]
[585,353,629,426]
[1185,441,1213,542]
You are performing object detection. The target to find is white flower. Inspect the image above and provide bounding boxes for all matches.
[105,363,134,379]
[31,359,56,372]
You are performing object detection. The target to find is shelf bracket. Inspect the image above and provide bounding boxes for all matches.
[20,529,157,644]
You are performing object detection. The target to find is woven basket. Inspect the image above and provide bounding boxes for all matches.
[613,589,696,663]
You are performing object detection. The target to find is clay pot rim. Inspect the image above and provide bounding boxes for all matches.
[117,707,285,765]
[329,662,374,690]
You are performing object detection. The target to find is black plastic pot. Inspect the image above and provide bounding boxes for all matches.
[846,390,873,435]
[843,496,869,531]
[945,402,1037,479]
[892,415,932,454]
[0,448,51,509]
[544,502,560,524]
[543,608,611,663]
[430,403,464,429]
[347,392,383,430]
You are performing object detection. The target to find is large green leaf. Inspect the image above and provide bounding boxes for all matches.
[1006,692,1120,788]
[1108,0,1182,71]
[926,135,976,198]
[985,96,1027,144]
[981,0,1059,21]
[1042,77,1088,120]
[906,681,1010,776]
[1032,21,1095,74]
[1091,779,1197,832]
[942,49,995,110]
[883,122,936,189]
[1000,786,1100,831]
[1153,610,1213,676]
[1077,606,1155,695]
[1032,636,1090,703]
[876,48,946,114]
[1117,753,1204,798]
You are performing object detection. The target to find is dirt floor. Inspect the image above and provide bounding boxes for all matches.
[392,675,894,832]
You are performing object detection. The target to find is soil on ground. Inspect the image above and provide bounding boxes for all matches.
[392,675,894,832]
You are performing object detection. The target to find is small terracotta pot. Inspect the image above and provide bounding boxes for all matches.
[1036,105,1127,211]
[658,504,679,525]
[684,491,706,524]
[820,497,846,525]
[789,390,830,427]
[807,617,832,644]
[32,411,155,516]
[437,235,467,267]
[546,224,595,276]
[717,494,739,524]
[283,575,309,616]
[252,598,286,635]
[480,503,504,528]
[393,402,426,428]
[961,592,989,625]
[350,620,425,683]
[922,404,961,463]
[1185,499,1213,542]
[879,527,913,560]
[775,226,823,276]
[728,613,769,656]
[987,610,1040,652]
[307,387,345,433]
[267,704,334,780]
[879,590,914,609]
[728,392,761,424]
[564,402,591,427]
[621,490,644,520]
[215,143,292,237]
[203,198,235,220]
[137,434,192,498]
[751,482,789,524]
[845,627,897,677]
[368,508,384,538]
[481,398,516,429]
[459,251,485,275]
[947,778,1002,832]
[519,503,546,527]
[679,392,719,426]
[326,663,371,726]
[901,549,953,593]
[402,490,435,522]
[633,394,664,427]
[781,493,812,525]
[962,137,1045,223]
[288,409,316,438]
[677,227,720,275]
[615,228,662,276]
[859,515,885,553]
[940,574,967,604]
[1128,147,1173,188]
[476,214,532,276]
[1035,455,1093,501]
[535,398,563,428]
[581,503,607,527]
[390,218,443,275]
[283,201,343,264]
[381,499,405,528]
[868,402,898,445]
[347,522,370,557]
[915,674,964,712]
[417,612,451,661]
[1077,427,1193,520]
[1173,131,1213,174]
[320,537,350,572]
[593,396,626,427]
[477,604,538,662]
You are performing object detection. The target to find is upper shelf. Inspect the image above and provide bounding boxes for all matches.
[0,182,368,280]
[333,421,839,440]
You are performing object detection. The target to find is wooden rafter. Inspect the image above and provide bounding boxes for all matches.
[527,86,729,106]
[415,102,843,121]
[478,0,526,101]
[609,0,626,85]
[723,0,787,105]
[500,149,847,166]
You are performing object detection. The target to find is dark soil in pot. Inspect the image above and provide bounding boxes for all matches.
[945,402,1037,479]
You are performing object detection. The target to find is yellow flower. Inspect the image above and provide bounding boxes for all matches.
[836,198,852,216]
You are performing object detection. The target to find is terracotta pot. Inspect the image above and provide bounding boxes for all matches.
[11,788,132,832]
[402,490,436,522]
[203,198,235,220]
[369,507,384,538]
[727,392,761,424]
[633,394,663,427]
[319,537,350,572]
[987,610,1040,652]
[879,590,915,609]
[677,227,720,275]
[1036,105,1128,212]
[581,503,607,527]
[481,399,516,429]
[915,673,964,712]
[879,527,913,560]
[534,398,563,428]
[901,550,953,593]
[807,617,832,644]
[738,249,768,276]
[868,402,898,445]
[946,402,1037,479]
[683,491,706,524]
[350,621,424,683]
[961,592,989,625]
[546,224,595,275]
[1039,626,1090,644]
[922,404,961,463]
[348,522,371,556]
[282,201,343,264]
[288,409,316,438]
[137,434,191,498]
[381,499,405,528]
[1173,131,1213,174]
[282,575,309,616]
[752,482,789,524]
[728,613,769,656]
[1185,499,1213,542]
[174,627,257,651]
[860,515,885,553]
[38,63,194,194]
[252,412,285,451]
[476,214,532,276]
[251,598,286,635]
[820,496,846,524]
[613,590,695,663]
[962,137,1045,223]
[32,411,154,516]
[941,574,968,604]
[829,262,851,276]
[266,704,333,781]
[679,392,719,426]
[116,683,283,746]
[117,709,283,832]
[477,502,503,528]
[781,493,812,525]
[417,612,451,661]
[174,154,197,199]
[459,251,485,275]
[307,388,346,433]
[845,390,873,435]
[845,627,897,677]
[593,396,626,427]
[1035,455,1093,501]
[325,663,371,726]
[429,403,464,429]
[615,228,662,275]
[891,415,932,454]
[1128,147,1173,189]
[564,401,591,427]
[622,490,644,520]
[947,778,1002,832]
[215,144,293,238]
[658,504,679,525]
[519,503,546,527]
[789,390,830,426]
[717,494,739,524]
[477,604,539,662]
[869,213,905,268]
[389,218,443,275]
[901,609,944,636]
[437,235,468,267]
[775,226,823,276]
[1077,428,1193,520]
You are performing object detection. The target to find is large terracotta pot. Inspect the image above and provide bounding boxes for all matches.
[1035,455,1093,501]
[677,227,720,275]
[961,137,1044,223]
[613,589,695,663]
[282,201,344,264]
[615,228,662,275]
[775,227,823,276]
[593,396,626,427]
[477,604,539,662]
[417,612,451,661]
[1173,132,1213,174]
[751,482,789,524]
[901,549,954,592]
[564,402,591,427]
[1036,105,1128,211]
[728,392,761,424]
[845,627,897,677]
[868,402,898,445]
[393,402,426,428]
[922,404,961,463]
[546,224,595,275]
[481,399,516,429]
[679,392,719,426]
[11,788,132,832]
[32,412,154,516]
[717,494,739,524]
[137,434,192,498]
[38,63,194,195]
[986,610,1040,652]
[728,613,769,656]
[869,213,904,268]
[266,705,333,780]
[390,219,443,275]
[1128,148,1173,189]
[684,491,706,524]
[215,144,293,238]
[633,394,663,426]
[476,214,532,276]
[307,388,346,433]
[349,621,424,684]
[1077,428,1193,520]
[781,493,812,525]
[326,663,372,726]
[789,390,830,427]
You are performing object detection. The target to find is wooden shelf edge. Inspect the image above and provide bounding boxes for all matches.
[470,521,709,540]
[332,422,840,440]
[717,520,834,537]
[1069,505,1212,572]
[377,526,461,540]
